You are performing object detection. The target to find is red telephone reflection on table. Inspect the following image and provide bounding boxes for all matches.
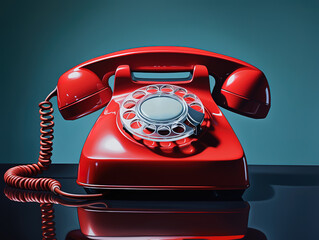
[4,47,270,199]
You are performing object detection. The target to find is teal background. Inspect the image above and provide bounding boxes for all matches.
[1,0,318,165]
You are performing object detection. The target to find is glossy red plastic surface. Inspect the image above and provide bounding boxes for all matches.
[55,47,271,190]
[77,202,249,239]
[57,68,112,120]
[57,46,270,120]
[59,87,112,120]
[77,65,249,190]
[213,67,270,118]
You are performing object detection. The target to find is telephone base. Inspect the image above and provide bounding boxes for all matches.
[77,156,249,193]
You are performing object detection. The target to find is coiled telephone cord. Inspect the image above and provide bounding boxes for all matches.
[4,88,103,199]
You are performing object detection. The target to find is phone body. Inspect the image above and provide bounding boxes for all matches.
[56,47,270,194]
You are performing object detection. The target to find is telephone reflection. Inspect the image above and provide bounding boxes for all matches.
[4,187,268,240]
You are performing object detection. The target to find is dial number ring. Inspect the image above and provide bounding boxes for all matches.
[119,84,204,142]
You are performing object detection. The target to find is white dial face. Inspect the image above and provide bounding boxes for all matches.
[140,96,183,121]
[119,84,205,142]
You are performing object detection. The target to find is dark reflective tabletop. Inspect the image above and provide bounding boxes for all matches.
[1,164,318,240]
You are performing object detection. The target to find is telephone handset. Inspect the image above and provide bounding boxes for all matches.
[4,47,270,198]
[57,46,269,120]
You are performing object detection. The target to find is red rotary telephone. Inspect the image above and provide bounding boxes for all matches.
[4,47,270,199]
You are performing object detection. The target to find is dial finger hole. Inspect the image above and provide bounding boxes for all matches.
[146,85,159,93]
[174,88,187,97]
[143,125,156,134]
[172,124,185,134]
[157,126,171,136]
[132,91,146,99]
[160,85,173,92]
[184,94,196,103]
[130,120,142,129]
[123,100,136,109]
[123,111,136,120]
[190,102,203,112]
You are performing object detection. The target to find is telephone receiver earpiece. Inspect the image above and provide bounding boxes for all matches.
[213,67,270,118]
[57,68,112,120]
[56,47,270,120]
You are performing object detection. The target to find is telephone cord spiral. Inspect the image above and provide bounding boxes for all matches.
[4,187,60,204]
[3,88,103,199]
[3,99,61,193]
[4,186,109,207]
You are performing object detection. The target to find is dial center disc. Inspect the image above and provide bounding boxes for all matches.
[140,96,183,121]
